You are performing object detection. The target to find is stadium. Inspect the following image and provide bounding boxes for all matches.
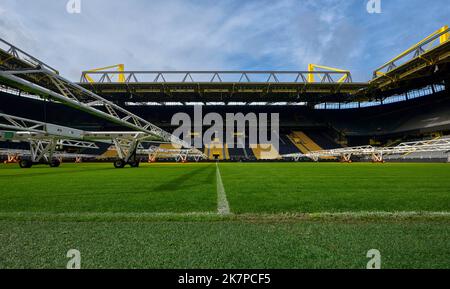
[0,1,449,272]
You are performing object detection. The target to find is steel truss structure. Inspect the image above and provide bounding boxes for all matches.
[0,115,98,168]
[373,26,449,78]
[0,112,100,167]
[371,26,450,92]
[0,27,449,165]
[0,132,98,167]
[0,148,97,164]
[84,64,125,83]
[77,69,362,104]
[0,112,151,168]
[145,145,205,163]
[284,137,450,162]
[307,64,351,83]
[1,24,448,106]
[0,38,204,162]
[76,26,449,104]
[80,70,353,84]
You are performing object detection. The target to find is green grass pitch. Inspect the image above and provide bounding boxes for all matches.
[0,162,449,268]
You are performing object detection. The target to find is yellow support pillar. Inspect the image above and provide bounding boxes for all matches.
[117,64,125,83]
[307,64,350,83]
[439,25,449,44]
[84,64,125,83]
[307,64,315,83]
[374,25,449,75]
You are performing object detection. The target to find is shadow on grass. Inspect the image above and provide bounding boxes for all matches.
[0,164,217,201]
[0,166,117,179]
[152,164,215,192]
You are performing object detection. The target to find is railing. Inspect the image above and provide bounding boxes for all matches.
[80,70,353,84]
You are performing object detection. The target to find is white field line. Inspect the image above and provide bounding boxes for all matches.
[308,211,450,218]
[0,211,217,219]
[0,211,449,221]
[216,162,231,215]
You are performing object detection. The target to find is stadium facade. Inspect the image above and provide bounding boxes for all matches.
[0,25,449,166]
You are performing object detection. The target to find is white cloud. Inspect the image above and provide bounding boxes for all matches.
[0,0,447,82]
[1,0,362,80]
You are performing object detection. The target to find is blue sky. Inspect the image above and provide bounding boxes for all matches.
[0,0,448,81]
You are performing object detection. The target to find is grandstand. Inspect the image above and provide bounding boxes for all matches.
[204,138,229,160]
[2,86,449,164]
[1,25,448,166]
[0,0,448,270]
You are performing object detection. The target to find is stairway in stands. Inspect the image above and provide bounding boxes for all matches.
[288,131,322,153]
[279,134,303,154]
[286,130,341,160]
[251,144,281,160]
[204,138,230,160]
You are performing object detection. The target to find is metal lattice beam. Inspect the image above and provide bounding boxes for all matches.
[0,130,99,149]
[145,145,206,162]
[283,137,450,162]
[0,38,59,74]
[0,112,163,143]
[0,70,192,147]
[373,26,449,78]
[0,113,46,133]
[79,70,353,84]
[0,148,98,159]
[0,38,204,157]
[0,113,152,163]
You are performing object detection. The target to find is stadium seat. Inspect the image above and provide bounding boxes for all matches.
[251,144,281,160]
[204,138,229,160]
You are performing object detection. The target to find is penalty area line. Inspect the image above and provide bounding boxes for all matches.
[0,211,219,222]
[216,162,231,215]
[0,211,449,222]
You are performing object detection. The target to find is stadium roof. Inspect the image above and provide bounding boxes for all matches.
[0,26,449,105]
